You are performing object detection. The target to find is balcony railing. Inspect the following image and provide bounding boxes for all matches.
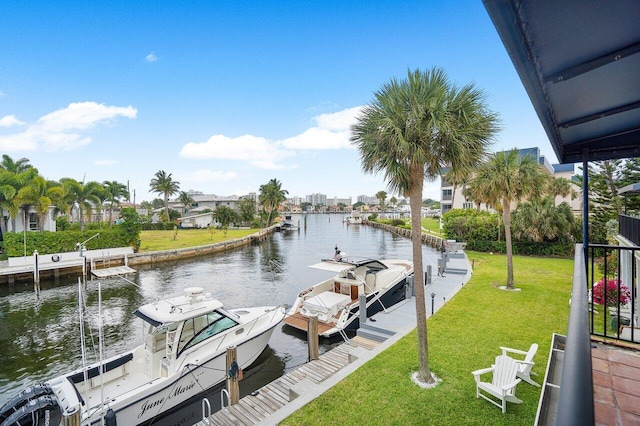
[588,243,638,343]
[619,214,640,246]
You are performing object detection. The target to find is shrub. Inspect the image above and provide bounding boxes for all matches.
[592,278,630,306]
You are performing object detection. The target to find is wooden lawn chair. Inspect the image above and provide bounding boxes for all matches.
[472,354,523,413]
[500,343,539,386]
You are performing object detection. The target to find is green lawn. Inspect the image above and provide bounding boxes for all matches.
[282,252,573,425]
[421,217,443,236]
[138,228,258,252]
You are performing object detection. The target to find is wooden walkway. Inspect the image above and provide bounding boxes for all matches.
[201,336,380,425]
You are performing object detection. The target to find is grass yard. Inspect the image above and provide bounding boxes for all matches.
[421,217,442,236]
[282,252,573,426]
[138,228,258,252]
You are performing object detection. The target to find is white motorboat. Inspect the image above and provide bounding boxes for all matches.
[280,215,299,231]
[344,211,363,225]
[0,287,285,426]
[284,248,413,338]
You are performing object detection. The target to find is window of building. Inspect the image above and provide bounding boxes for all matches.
[29,213,39,231]
[442,203,452,213]
[463,202,475,209]
[442,189,452,201]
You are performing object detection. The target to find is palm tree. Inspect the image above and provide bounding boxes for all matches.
[103,180,129,225]
[376,190,387,211]
[13,175,63,232]
[259,178,288,226]
[389,196,398,208]
[178,191,195,215]
[0,155,32,174]
[351,67,499,384]
[0,170,17,235]
[550,177,574,206]
[468,149,549,289]
[61,178,103,231]
[149,170,180,219]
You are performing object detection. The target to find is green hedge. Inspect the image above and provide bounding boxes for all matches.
[2,230,133,257]
[466,240,574,257]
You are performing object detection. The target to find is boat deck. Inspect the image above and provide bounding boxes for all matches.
[202,335,380,425]
[283,312,335,335]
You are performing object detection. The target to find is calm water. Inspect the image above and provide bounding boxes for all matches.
[0,214,440,424]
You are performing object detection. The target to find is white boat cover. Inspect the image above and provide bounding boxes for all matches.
[307,261,354,273]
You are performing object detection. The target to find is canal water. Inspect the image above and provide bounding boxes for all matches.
[0,214,441,424]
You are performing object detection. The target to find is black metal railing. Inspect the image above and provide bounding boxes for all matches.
[587,244,638,343]
[554,244,595,426]
[619,214,640,246]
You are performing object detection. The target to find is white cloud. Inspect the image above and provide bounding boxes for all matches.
[182,169,238,183]
[94,159,118,166]
[179,134,295,170]
[0,91,5,97]
[282,106,361,150]
[0,114,25,127]
[38,102,137,132]
[145,52,158,62]
[0,102,137,152]
[178,106,362,170]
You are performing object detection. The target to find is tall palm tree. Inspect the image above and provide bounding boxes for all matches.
[351,67,499,384]
[61,178,103,231]
[468,149,549,289]
[149,170,180,219]
[103,180,129,225]
[375,190,387,211]
[259,178,288,226]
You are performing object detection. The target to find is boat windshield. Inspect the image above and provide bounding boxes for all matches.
[178,311,238,355]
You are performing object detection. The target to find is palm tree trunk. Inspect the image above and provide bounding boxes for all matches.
[79,207,85,231]
[410,167,433,383]
[503,200,514,289]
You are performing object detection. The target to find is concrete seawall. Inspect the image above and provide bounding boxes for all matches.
[363,220,444,249]
[0,226,276,285]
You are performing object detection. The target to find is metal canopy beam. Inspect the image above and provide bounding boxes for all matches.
[545,40,640,84]
[558,101,640,128]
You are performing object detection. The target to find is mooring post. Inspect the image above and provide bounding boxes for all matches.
[226,346,239,405]
[33,250,40,294]
[308,315,319,361]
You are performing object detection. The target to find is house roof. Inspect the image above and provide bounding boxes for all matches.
[483,0,640,164]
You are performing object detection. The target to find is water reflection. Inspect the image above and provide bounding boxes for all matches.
[0,214,439,422]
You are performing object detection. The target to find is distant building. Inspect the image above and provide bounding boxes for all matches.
[306,193,327,207]
[168,193,241,214]
[439,147,582,214]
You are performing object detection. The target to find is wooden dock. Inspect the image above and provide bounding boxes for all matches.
[201,335,380,425]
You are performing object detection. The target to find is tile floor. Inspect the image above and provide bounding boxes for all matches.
[592,343,640,425]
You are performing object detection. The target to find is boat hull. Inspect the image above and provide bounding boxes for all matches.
[83,320,280,425]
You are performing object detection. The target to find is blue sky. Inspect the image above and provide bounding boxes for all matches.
[0,1,555,203]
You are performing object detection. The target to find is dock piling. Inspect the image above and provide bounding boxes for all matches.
[226,346,240,405]
[308,315,319,361]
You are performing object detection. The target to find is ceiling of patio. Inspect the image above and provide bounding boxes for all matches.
[483,0,640,164]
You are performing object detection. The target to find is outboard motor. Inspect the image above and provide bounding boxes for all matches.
[0,384,54,423]
[0,395,62,426]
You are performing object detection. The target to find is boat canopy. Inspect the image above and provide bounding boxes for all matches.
[308,259,388,273]
[134,297,224,326]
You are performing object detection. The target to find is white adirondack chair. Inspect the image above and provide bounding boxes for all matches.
[500,343,539,386]
[472,355,523,413]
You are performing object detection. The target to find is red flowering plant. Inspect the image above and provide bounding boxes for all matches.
[592,278,631,306]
